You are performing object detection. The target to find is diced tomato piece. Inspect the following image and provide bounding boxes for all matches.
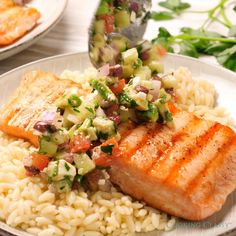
[31,153,49,171]
[100,14,114,33]
[93,151,112,167]
[156,45,167,57]
[92,138,120,167]
[110,79,125,94]
[70,135,91,153]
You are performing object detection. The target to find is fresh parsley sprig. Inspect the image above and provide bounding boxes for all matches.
[151,0,236,72]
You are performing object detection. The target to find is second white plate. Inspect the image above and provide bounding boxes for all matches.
[0,0,68,61]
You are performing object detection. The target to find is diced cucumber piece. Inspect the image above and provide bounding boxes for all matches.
[110,37,127,52]
[162,76,177,89]
[93,33,106,47]
[90,47,100,62]
[54,151,67,160]
[119,107,129,122]
[86,127,98,141]
[51,131,69,145]
[122,64,134,78]
[39,136,58,156]
[155,100,174,128]
[94,20,105,34]
[159,88,171,103]
[89,79,117,103]
[76,118,97,141]
[115,10,130,28]
[63,107,78,128]
[122,48,138,65]
[53,177,72,193]
[96,1,109,16]
[148,61,164,73]
[137,103,159,122]
[56,88,80,109]
[74,153,95,176]
[46,160,76,182]
[130,91,149,111]
[77,118,92,132]
[134,66,151,80]
[101,46,114,63]
[93,117,115,136]
[118,92,137,108]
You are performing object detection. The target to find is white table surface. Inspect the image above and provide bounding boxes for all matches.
[0,0,234,75]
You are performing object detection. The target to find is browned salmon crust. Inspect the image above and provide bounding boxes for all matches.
[110,105,236,220]
[0,70,83,146]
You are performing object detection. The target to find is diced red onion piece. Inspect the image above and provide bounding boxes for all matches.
[109,115,121,125]
[98,64,110,76]
[25,166,40,175]
[130,1,140,13]
[58,141,70,150]
[41,111,56,123]
[150,80,161,101]
[141,51,149,61]
[135,85,149,94]
[109,65,123,78]
[63,153,74,164]
[23,156,32,167]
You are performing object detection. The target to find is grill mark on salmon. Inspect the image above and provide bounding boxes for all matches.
[187,128,235,196]
[164,123,222,185]
[149,117,214,181]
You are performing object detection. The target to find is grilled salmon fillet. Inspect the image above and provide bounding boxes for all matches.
[0,0,41,46]
[109,104,236,220]
[0,70,85,146]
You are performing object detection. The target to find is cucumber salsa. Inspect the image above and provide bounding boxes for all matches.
[23,43,177,193]
[90,0,150,67]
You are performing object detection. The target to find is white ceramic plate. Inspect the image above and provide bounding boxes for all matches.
[0,53,235,236]
[0,0,68,61]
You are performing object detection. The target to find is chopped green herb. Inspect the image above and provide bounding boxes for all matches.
[73,108,80,113]
[68,94,82,107]
[164,110,173,122]
[64,162,71,171]
[85,107,94,114]
[98,132,109,140]
[75,174,84,183]
[101,144,114,155]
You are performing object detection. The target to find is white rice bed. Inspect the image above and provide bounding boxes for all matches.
[0,67,233,236]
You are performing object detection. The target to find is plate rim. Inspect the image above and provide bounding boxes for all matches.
[0,0,68,61]
[0,52,235,236]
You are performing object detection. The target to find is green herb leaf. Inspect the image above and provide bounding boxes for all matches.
[159,0,190,14]
[101,144,114,155]
[205,42,234,56]
[216,45,236,72]
[151,11,174,21]
[228,25,236,37]
[179,40,199,58]
[233,5,236,12]
[158,27,172,38]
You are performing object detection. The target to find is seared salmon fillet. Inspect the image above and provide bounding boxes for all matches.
[0,0,41,46]
[109,105,236,220]
[0,71,81,146]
